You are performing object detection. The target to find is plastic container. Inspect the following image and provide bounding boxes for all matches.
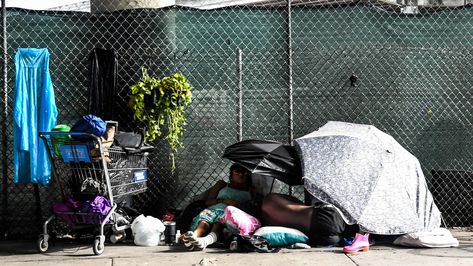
[163,221,176,245]
[51,124,71,158]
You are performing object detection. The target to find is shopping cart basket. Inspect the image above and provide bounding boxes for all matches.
[37,131,150,255]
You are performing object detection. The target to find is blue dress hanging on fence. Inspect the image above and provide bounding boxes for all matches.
[13,48,58,185]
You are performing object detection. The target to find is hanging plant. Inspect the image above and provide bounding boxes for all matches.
[129,67,193,170]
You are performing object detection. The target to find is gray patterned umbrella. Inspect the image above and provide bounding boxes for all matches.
[295,121,441,234]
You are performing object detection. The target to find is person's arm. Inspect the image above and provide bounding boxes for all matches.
[205,180,227,206]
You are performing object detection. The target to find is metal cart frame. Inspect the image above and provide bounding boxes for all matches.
[37,131,148,255]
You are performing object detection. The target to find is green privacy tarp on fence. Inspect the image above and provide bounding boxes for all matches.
[1,4,472,238]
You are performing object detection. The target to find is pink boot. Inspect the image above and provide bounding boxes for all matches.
[343,233,370,253]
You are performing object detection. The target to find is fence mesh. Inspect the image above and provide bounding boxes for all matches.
[1,1,472,239]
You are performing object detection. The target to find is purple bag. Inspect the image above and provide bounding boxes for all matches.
[52,197,83,225]
[81,195,112,223]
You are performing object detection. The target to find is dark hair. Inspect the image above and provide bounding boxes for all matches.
[230,163,246,174]
[229,164,252,187]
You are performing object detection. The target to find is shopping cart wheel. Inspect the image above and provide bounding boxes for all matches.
[37,235,49,253]
[110,234,118,244]
[110,231,126,244]
[93,236,105,255]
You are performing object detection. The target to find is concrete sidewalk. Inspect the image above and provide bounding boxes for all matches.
[1,230,472,266]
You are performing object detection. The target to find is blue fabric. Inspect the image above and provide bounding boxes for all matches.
[216,186,251,203]
[190,207,225,231]
[71,114,106,137]
[14,48,57,185]
[190,186,251,230]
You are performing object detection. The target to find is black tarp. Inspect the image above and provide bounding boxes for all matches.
[88,48,117,121]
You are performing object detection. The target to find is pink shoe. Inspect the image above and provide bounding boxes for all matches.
[343,233,369,253]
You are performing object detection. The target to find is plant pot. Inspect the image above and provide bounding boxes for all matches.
[144,90,157,109]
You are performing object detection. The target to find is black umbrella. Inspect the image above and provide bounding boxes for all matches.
[222,139,303,186]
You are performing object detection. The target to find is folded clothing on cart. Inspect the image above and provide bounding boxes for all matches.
[52,195,112,225]
[89,121,116,162]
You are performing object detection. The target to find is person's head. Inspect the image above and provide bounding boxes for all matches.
[229,163,251,188]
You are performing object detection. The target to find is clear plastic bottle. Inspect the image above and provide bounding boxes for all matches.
[175,230,181,244]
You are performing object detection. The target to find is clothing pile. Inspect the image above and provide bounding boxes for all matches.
[52,195,112,225]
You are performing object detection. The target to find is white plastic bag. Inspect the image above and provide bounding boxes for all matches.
[131,214,166,246]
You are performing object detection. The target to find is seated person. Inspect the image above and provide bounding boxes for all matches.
[182,163,252,250]
[261,193,358,247]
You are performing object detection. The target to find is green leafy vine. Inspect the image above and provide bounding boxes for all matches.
[129,67,193,170]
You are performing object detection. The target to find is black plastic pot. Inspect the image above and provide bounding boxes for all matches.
[144,90,157,109]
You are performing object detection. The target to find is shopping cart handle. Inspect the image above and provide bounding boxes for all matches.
[38,131,101,141]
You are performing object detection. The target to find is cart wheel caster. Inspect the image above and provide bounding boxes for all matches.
[110,231,125,244]
[37,235,49,253]
[93,236,105,255]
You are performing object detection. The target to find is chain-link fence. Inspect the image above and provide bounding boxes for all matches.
[0,1,472,239]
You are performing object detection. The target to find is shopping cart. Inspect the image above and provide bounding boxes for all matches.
[37,131,150,255]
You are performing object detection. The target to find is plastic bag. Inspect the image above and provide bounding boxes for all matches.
[113,129,155,154]
[114,130,144,148]
[131,214,165,246]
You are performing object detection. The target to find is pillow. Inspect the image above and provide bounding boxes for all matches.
[253,226,308,247]
[218,206,261,236]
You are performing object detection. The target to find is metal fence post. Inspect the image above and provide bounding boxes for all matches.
[236,48,243,142]
[286,0,294,196]
[286,0,293,146]
[1,0,8,240]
